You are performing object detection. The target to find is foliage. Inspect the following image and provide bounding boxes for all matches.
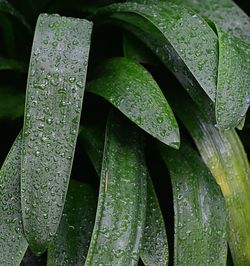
[0,0,249,265]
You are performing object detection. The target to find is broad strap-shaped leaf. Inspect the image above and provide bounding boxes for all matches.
[47,180,97,266]
[87,57,179,148]
[94,2,218,102]
[0,57,27,72]
[0,87,25,119]
[0,133,28,265]
[131,0,250,129]
[79,123,169,265]
[21,14,92,254]
[215,27,250,129]
[159,141,227,266]
[0,0,31,31]
[85,111,147,265]
[170,89,250,266]
[131,0,250,44]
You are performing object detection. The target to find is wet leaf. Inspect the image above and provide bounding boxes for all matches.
[93,2,218,101]
[170,88,250,266]
[21,14,92,254]
[85,111,147,265]
[0,133,28,265]
[159,141,227,266]
[79,122,169,265]
[215,27,250,129]
[47,180,97,266]
[87,57,179,148]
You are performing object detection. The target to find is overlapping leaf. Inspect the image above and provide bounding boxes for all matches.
[21,14,92,254]
[85,111,147,265]
[170,88,250,266]
[87,57,179,148]
[159,141,227,266]
[0,133,28,265]
[47,181,97,266]
[93,2,218,102]
[80,122,169,266]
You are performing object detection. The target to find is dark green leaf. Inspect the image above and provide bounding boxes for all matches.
[0,133,28,265]
[79,122,169,265]
[94,2,218,101]
[170,89,250,266]
[159,141,227,266]
[47,180,97,266]
[215,27,250,129]
[21,14,92,254]
[0,87,25,120]
[87,57,179,148]
[85,111,147,265]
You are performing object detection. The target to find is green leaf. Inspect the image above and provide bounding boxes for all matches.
[87,57,179,148]
[21,14,92,254]
[85,111,147,265]
[0,87,25,120]
[47,180,97,266]
[0,133,28,265]
[94,2,218,102]
[0,0,31,31]
[170,89,250,266]
[159,141,227,266]
[140,176,168,266]
[215,27,250,129]
[0,57,27,72]
[79,123,169,265]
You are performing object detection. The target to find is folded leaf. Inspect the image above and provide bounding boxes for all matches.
[159,141,227,266]
[170,89,250,266]
[0,133,28,265]
[85,111,147,265]
[21,14,92,254]
[47,180,97,266]
[94,2,218,101]
[87,57,179,148]
[80,123,169,266]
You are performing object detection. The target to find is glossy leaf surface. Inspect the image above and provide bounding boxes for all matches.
[85,111,147,265]
[47,180,97,266]
[0,133,28,265]
[94,2,218,101]
[159,142,227,266]
[171,89,250,266]
[21,14,92,254]
[87,57,179,148]
[80,123,169,265]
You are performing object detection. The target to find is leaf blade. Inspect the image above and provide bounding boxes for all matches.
[21,14,92,254]
[159,141,227,266]
[87,57,179,148]
[85,111,147,265]
[0,133,28,265]
[47,181,97,266]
